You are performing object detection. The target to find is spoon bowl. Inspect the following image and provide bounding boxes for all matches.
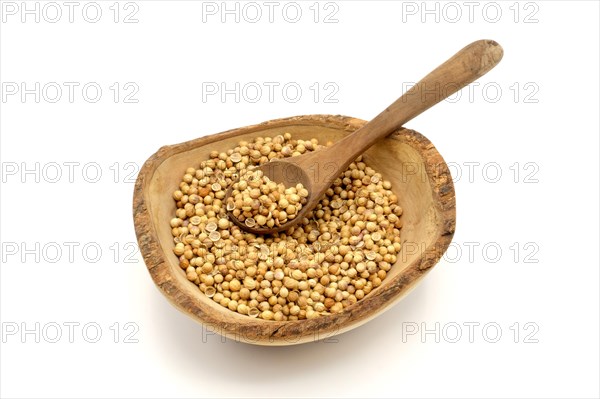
[226,160,314,234]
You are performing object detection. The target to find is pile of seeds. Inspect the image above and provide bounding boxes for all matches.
[170,133,403,321]
[226,168,308,229]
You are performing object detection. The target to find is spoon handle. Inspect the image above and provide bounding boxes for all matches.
[329,39,503,168]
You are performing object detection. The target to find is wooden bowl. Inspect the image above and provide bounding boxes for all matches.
[133,114,456,345]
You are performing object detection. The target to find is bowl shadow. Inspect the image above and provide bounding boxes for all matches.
[148,277,431,384]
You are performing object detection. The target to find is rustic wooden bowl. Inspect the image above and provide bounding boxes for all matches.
[133,114,456,345]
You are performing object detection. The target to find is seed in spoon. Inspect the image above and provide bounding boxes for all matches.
[229,169,307,230]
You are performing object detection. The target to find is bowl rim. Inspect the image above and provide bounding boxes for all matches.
[133,114,456,345]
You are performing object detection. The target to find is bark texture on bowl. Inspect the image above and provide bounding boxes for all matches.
[133,114,456,345]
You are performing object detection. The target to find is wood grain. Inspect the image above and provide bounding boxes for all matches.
[133,114,456,345]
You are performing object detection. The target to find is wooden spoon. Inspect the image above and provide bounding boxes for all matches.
[228,39,503,234]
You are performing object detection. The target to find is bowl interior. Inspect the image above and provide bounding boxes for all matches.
[145,122,441,327]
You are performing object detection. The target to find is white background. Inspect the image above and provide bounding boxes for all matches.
[1,1,598,398]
